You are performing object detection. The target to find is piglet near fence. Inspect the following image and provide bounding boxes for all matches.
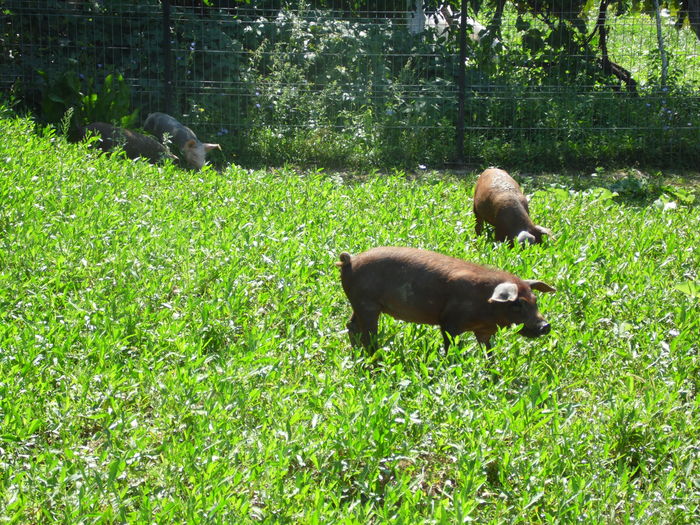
[144,112,220,170]
[473,168,553,245]
[81,122,178,164]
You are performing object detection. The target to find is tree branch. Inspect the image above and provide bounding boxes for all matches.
[596,0,637,93]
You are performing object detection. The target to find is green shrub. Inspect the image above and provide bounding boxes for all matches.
[38,70,139,132]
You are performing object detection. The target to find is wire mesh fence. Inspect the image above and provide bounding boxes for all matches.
[2,0,699,169]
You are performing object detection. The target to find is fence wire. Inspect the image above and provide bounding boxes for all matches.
[1,0,699,168]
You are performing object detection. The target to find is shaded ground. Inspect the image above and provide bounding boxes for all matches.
[307,165,700,205]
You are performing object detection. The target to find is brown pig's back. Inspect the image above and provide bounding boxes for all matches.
[474,169,528,220]
[340,247,511,325]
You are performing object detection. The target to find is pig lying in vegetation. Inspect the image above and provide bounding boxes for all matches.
[81,122,178,164]
[473,168,552,245]
[337,246,555,352]
[144,112,220,170]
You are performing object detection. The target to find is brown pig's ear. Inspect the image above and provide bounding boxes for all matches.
[183,139,197,151]
[535,225,553,237]
[526,280,556,293]
[488,282,519,303]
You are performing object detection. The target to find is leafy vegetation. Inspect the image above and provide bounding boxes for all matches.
[37,71,139,132]
[1,111,698,522]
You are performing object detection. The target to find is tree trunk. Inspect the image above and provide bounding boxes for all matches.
[688,0,700,40]
[596,0,637,93]
[652,0,668,85]
[488,0,507,39]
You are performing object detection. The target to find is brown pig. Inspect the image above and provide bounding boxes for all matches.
[337,246,555,352]
[473,168,552,245]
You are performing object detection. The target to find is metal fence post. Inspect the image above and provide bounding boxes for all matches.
[652,0,668,86]
[162,0,174,115]
[455,0,467,166]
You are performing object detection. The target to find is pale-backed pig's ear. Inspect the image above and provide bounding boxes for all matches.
[526,280,556,293]
[516,231,536,244]
[488,282,519,303]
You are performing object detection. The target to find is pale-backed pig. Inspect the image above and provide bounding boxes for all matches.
[337,246,555,352]
[81,122,178,164]
[473,168,552,245]
[144,112,220,170]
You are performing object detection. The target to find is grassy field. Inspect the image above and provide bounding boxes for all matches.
[1,111,699,523]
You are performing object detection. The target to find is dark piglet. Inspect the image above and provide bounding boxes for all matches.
[473,168,552,245]
[81,122,178,164]
[337,246,555,352]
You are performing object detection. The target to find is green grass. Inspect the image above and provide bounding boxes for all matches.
[1,111,699,523]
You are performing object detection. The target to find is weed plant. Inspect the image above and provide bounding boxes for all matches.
[0,112,698,522]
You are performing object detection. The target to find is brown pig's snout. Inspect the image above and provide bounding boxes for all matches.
[520,319,551,338]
